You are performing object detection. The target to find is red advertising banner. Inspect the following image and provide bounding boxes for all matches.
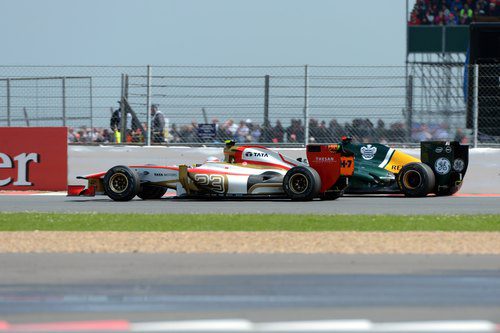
[0,127,67,191]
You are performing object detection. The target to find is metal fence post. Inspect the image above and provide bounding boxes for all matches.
[303,65,309,145]
[89,77,93,130]
[263,75,270,142]
[62,77,66,127]
[6,78,11,127]
[406,75,413,141]
[146,65,152,146]
[120,74,127,143]
[23,107,30,127]
[473,64,479,148]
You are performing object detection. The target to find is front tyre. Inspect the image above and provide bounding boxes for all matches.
[103,165,140,201]
[397,162,435,197]
[283,166,321,201]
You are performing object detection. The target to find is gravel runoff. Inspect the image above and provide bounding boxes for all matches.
[1,232,500,254]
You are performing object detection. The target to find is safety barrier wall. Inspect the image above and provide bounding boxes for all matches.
[69,146,500,194]
[0,127,67,191]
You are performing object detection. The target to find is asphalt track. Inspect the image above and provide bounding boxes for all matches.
[0,254,499,324]
[0,194,500,214]
[1,195,499,325]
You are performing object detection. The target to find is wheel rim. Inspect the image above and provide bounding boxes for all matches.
[109,173,129,193]
[289,174,309,194]
[403,170,422,190]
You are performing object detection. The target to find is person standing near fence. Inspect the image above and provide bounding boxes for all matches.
[150,104,166,143]
[110,101,132,143]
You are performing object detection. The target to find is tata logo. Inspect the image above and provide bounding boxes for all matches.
[360,145,377,160]
[245,151,268,158]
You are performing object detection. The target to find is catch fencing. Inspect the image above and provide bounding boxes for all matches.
[0,65,498,146]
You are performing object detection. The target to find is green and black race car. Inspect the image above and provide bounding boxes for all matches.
[339,137,469,197]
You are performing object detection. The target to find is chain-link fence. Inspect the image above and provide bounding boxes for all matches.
[0,65,498,146]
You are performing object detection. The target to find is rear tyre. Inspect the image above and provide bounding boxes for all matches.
[397,162,435,197]
[283,166,321,201]
[137,185,168,200]
[103,165,140,201]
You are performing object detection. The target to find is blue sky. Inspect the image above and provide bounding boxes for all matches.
[0,0,409,66]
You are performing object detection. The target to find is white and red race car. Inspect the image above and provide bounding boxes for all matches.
[68,141,354,201]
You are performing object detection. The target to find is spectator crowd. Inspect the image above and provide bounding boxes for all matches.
[65,102,472,145]
[67,117,468,145]
[409,0,500,25]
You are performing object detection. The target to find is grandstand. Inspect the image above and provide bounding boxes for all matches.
[406,0,500,145]
[409,0,500,25]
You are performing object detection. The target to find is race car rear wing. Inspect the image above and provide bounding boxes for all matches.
[420,141,469,195]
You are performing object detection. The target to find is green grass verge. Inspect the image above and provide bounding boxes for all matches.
[0,213,499,231]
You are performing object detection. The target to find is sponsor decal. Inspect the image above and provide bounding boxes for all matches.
[153,173,169,177]
[327,144,340,153]
[435,147,443,153]
[453,158,465,172]
[314,156,335,163]
[0,127,67,191]
[434,157,451,175]
[360,144,377,160]
[245,151,269,158]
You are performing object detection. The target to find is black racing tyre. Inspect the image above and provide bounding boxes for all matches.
[320,190,343,201]
[137,185,168,200]
[103,165,140,201]
[397,162,435,197]
[283,166,321,201]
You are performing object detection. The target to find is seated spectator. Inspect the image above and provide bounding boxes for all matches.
[272,120,285,143]
[236,120,250,143]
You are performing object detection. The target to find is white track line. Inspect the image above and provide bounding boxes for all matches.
[129,320,499,332]
[1,319,498,332]
[256,320,372,332]
[131,319,253,332]
[371,321,497,332]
